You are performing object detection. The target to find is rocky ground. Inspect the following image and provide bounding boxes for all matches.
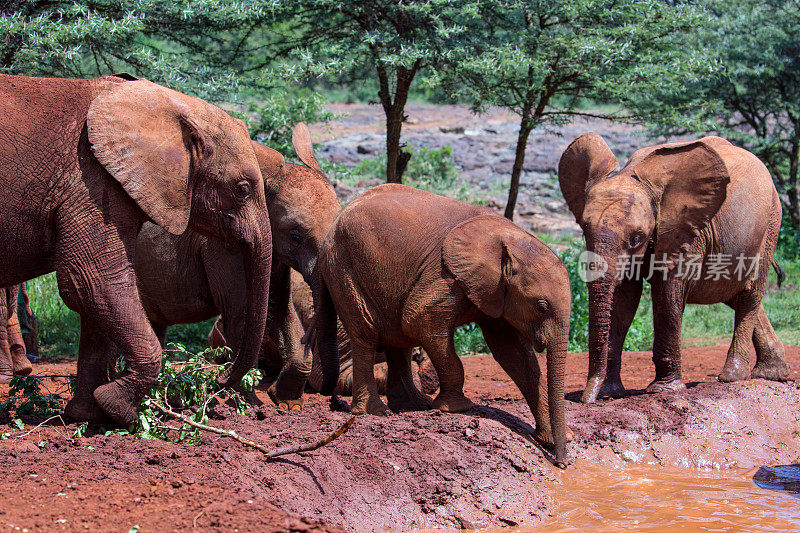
[1,344,798,532]
[309,103,688,235]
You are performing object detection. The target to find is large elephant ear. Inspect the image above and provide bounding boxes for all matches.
[558,133,618,223]
[251,141,286,180]
[634,138,730,266]
[443,215,514,318]
[87,79,207,235]
[292,122,322,172]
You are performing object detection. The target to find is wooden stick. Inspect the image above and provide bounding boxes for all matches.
[150,402,355,458]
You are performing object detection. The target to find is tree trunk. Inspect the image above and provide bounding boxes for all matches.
[379,64,417,184]
[504,119,533,220]
[385,107,405,183]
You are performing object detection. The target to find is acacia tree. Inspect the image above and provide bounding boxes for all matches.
[263,0,476,183]
[440,0,708,219]
[0,0,329,148]
[625,0,800,249]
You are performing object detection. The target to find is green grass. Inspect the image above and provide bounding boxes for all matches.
[26,273,216,360]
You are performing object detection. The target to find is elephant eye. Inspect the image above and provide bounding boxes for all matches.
[290,230,304,245]
[235,180,251,200]
[628,232,645,249]
[536,299,549,314]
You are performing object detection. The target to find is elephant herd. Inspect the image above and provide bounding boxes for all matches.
[0,73,790,468]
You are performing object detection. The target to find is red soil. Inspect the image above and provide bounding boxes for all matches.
[1,343,798,531]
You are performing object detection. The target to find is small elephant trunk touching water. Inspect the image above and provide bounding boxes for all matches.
[218,213,272,388]
[547,336,568,467]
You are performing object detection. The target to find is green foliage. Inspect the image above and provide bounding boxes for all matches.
[26,274,80,357]
[0,376,63,419]
[626,0,800,240]
[454,323,489,355]
[247,88,333,154]
[437,0,708,216]
[122,345,262,443]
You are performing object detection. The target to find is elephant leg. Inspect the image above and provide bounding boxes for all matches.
[413,348,439,395]
[750,304,789,381]
[6,312,32,376]
[719,293,760,382]
[267,303,308,411]
[349,339,388,416]
[422,332,473,413]
[0,288,12,384]
[385,347,431,412]
[601,277,643,399]
[647,280,686,393]
[57,253,162,426]
[64,319,117,423]
[481,320,574,446]
[151,322,168,350]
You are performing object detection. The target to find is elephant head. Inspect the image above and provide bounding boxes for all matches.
[558,133,731,403]
[252,123,340,306]
[444,215,571,465]
[87,79,272,387]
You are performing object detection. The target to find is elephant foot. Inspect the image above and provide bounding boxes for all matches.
[717,366,750,383]
[11,347,32,376]
[64,395,110,424]
[351,394,389,416]
[533,425,575,448]
[93,381,140,426]
[432,393,474,413]
[645,378,686,394]
[330,395,350,412]
[0,372,12,384]
[266,383,299,411]
[751,360,790,382]
[387,384,432,413]
[597,379,626,399]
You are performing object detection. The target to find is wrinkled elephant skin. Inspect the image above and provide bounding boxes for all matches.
[315,184,571,465]
[559,134,788,404]
[0,74,271,425]
[136,124,340,409]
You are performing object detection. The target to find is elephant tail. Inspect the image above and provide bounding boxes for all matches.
[772,258,786,288]
[305,275,340,396]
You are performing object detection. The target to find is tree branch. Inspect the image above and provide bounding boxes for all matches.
[151,402,356,458]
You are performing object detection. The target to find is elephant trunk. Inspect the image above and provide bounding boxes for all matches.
[582,260,619,403]
[219,212,272,388]
[313,271,340,396]
[546,336,568,467]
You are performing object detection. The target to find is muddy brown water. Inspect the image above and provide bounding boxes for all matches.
[528,461,800,532]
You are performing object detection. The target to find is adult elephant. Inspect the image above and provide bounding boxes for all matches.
[315,184,571,465]
[137,124,340,408]
[559,134,788,404]
[0,74,272,425]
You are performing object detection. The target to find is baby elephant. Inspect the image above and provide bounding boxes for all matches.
[315,184,571,465]
[559,134,788,403]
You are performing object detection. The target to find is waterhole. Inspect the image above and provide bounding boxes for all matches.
[528,461,800,532]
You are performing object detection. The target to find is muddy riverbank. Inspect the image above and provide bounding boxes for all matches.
[1,344,799,531]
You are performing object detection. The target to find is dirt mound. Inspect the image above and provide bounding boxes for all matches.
[1,343,799,531]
